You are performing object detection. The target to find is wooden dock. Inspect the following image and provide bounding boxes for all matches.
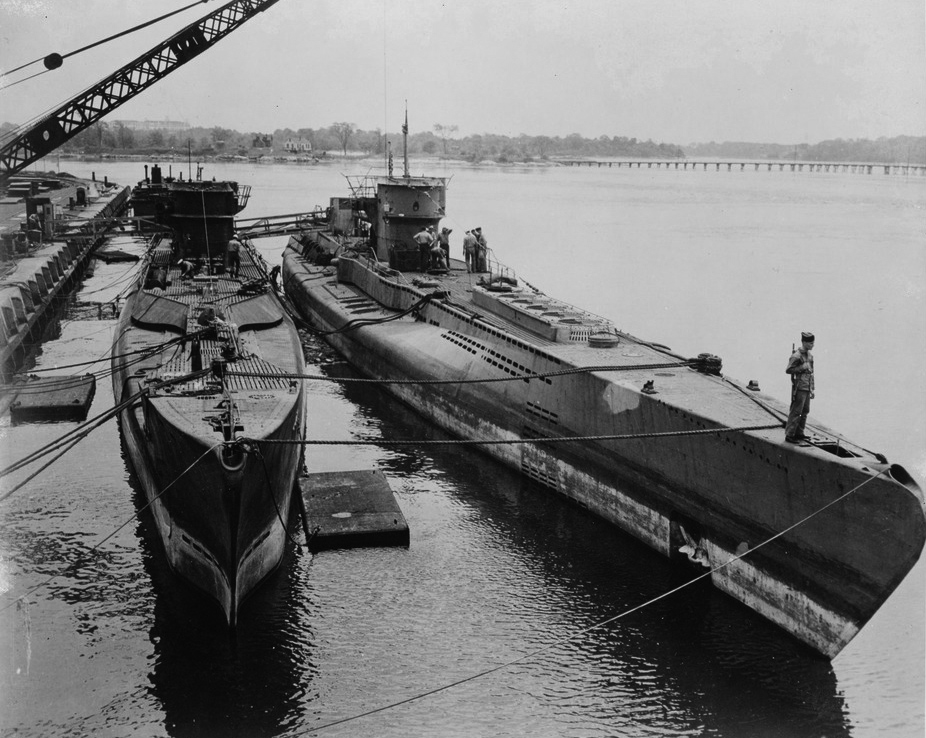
[0,174,131,381]
[299,469,410,552]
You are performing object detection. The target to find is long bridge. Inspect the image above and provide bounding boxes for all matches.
[557,159,926,175]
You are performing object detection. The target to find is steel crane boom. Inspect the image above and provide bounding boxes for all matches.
[0,0,280,183]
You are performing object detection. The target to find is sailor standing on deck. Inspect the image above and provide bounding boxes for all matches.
[414,226,433,271]
[438,227,452,264]
[462,230,477,273]
[474,227,488,272]
[227,233,242,278]
[785,332,815,443]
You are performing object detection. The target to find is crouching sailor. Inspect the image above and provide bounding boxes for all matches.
[785,331,815,443]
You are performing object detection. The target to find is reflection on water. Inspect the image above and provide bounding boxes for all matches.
[325,364,852,737]
[134,477,315,738]
[0,161,921,737]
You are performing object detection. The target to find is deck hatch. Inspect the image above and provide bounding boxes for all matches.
[131,291,189,333]
[224,293,284,331]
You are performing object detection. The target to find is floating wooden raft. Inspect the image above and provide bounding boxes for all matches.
[299,469,409,552]
[6,374,96,422]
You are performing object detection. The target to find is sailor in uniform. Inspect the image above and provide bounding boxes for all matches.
[785,332,815,443]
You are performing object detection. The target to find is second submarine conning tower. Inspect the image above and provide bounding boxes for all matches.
[371,176,447,271]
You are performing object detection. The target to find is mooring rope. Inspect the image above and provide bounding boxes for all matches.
[0,397,889,734]
[0,442,225,613]
[304,468,888,734]
[7,323,218,401]
[5,341,183,396]
[0,433,88,505]
[226,360,697,385]
[0,367,211,487]
[18,329,199,375]
[318,293,438,336]
[308,468,887,731]
[252,444,306,549]
[248,424,782,450]
[0,388,148,484]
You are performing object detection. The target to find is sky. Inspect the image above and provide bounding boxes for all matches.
[0,0,924,145]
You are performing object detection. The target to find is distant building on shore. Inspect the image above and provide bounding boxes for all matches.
[283,137,312,153]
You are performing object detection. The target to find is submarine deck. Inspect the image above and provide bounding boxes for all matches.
[323,253,863,458]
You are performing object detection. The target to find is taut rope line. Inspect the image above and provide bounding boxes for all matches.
[304,468,887,734]
[250,424,782,449]
[226,360,700,385]
[0,443,225,613]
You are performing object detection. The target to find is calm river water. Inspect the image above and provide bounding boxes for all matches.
[1,159,923,737]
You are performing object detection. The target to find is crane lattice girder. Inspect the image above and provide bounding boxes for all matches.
[0,0,280,181]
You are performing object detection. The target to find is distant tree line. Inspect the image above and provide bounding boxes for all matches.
[421,126,685,162]
[1,119,920,164]
[686,136,926,164]
[1,119,684,162]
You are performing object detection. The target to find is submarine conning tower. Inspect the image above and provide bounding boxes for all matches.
[130,164,248,259]
[372,176,447,271]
